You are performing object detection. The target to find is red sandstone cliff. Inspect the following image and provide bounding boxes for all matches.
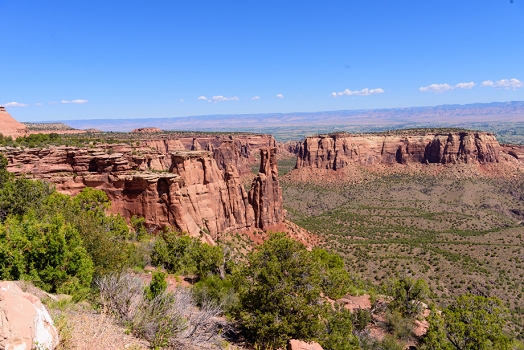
[249,148,284,230]
[0,107,28,139]
[1,140,283,241]
[296,132,502,170]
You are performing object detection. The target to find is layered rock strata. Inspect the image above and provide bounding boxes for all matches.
[296,132,502,170]
[1,142,284,240]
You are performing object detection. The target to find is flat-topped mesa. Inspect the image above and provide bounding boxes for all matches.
[296,131,501,170]
[1,141,285,242]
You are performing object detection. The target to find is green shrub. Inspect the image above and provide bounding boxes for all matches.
[352,308,371,332]
[312,247,352,299]
[193,274,238,312]
[42,189,133,276]
[233,233,359,348]
[385,276,429,317]
[152,230,223,278]
[385,310,413,341]
[320,306,360,350]
[146,271,167,300]
[422,294,512,350]
[0,213,94,293]
[0,177,54,221]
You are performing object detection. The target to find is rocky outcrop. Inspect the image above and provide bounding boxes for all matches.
[288,339,323,350]
[0,107,28,139]
[131,127,163,133]
[249,148,284,229]
[296,132,502,170]
[1,141,284,241]
[503,144,524,161]
[0,281,59,350]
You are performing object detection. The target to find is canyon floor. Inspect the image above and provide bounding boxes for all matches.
[278,154,524,334]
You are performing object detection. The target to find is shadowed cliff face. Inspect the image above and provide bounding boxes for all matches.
[296,132,502,170]
[1,137,283,242]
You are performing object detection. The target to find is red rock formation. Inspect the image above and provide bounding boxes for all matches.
[288,339,323,350]
[1,141,284,242]
[139,134,276,176]
[0,107,28,139]
[296,132,502,170]
[131,127,163,133]
[249,148,284,229]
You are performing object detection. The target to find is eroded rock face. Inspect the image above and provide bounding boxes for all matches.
[296,132,502,170]
[0,281,59,350]
[1,140,284,241]
[249,148,284,230]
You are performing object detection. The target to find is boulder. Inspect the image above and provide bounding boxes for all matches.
[288,339,324,350]
[0,281,59,350]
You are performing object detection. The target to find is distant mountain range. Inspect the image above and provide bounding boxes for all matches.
[57,101,524,133]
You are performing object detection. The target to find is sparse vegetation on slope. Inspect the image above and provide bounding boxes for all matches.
[280,157,524,339]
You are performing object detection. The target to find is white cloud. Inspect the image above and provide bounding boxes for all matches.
[180,99,184,102]
[4,102,28,107]
[482,78,523,90]
[49,102,58,105]
[211,95,239,102]
[199,94,259,102]
[455,82,476,89]
[331,88,385,97]
[419,83,454,93]
[419,82,475,93]
[35,103,43,106]
[61,99,88,104]
[276,94,284,98]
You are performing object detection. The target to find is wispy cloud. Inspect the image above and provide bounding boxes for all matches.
[455,82,476,89]
[276,93,284,98]
[331,88,384,97]
[3,102,28,107]
[49,102,58,105]
[35,103,43,106]
[419,82,475,93]
[62,99,89,104]
[180,99,184,102]
[198,95,240,103]
[481,78,523,90]
[252,96,260,100]
[212,95,239,102]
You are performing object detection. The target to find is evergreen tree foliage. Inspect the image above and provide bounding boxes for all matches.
[233,233,359,349]
[422,294,511,350]
[0,213,93,293]
[152,230,223,278]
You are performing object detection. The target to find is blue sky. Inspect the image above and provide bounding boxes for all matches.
[1,0,523,122]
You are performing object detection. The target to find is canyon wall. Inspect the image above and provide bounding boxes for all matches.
[296,132,502,170]
[0,136,283,241]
